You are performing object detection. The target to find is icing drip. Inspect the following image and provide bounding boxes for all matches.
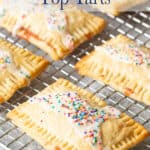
[47,11,74,50]
[97,44,150,66]
[63,34,74,50]
[29,92,121,149]
[2,0,74,50]
[0,49,30,79]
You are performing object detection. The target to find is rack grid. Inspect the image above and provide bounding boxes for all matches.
[0,5,150,150]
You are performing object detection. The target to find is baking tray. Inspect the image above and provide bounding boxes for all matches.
[0,7,150,150]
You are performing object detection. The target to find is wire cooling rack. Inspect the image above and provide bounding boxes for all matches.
[0,8,150,150]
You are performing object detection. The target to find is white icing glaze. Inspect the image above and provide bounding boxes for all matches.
[95,44,150,66]
[2,0,74,49]
[0,49,30,79]
[29,92,121,150]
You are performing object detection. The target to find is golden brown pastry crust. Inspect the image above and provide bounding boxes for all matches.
[75,34,150,105]
[7,78,149,150]
[93,0,148,16]
[0,38,49,103]
[0,4,106,60]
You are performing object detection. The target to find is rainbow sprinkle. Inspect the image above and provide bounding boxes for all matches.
[29,92,121,149]
[2,0,74,50]
[46,11,74,50]
[0,50,30,79]
[0,51,12,70]
[47,11,67,32]
[101,44,150,66]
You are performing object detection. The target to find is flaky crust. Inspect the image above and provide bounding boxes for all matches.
[93,0,148,16]
[0,5,106,60]
[76,35,150,105]
[0,39,49,103]
[7,78,149,150]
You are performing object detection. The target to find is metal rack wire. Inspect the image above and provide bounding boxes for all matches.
[0,6,150,150]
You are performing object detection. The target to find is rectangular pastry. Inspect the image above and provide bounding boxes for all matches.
[0,38,49,103]
[75,35,150,105]
[7,78,149,150]
[93,0,148,16]
[0,1,106,60]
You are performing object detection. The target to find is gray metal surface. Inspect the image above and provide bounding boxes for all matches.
[0,10,150,150]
